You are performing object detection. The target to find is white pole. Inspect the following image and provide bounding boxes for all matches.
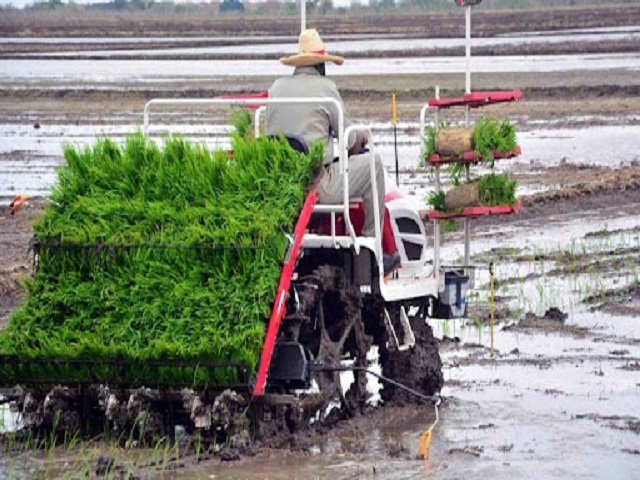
[301,0,306,32]
[465,5,471,95]
[464,5,472,277]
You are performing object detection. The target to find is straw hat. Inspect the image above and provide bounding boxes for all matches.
[280,29,344,67]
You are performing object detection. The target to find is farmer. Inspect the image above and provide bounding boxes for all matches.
[266,28,401,275]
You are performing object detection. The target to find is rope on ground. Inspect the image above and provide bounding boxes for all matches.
[313,364,441,460]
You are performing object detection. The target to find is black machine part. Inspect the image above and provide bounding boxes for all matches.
[266,342,440,405]
[267,342,312,391]
[432,270,470,319]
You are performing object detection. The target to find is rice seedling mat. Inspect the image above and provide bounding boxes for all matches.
[0,127,323,387]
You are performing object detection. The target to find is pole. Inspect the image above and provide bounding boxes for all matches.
[465,5,471,95]
[490,262,495,356]
[301,0,306,32]
[392,93,399,186]
[464,6,472,277]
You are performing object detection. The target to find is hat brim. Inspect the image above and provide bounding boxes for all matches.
[280,53,344,67]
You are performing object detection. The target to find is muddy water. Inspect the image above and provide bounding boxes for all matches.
[15,30,640,58]
[1,53,639,85]
[2,30,640,478]
[163,199,640,480]
[3,123,640,202]
[6,26,640,58]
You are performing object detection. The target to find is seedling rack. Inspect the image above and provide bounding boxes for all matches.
[419,2,523,289]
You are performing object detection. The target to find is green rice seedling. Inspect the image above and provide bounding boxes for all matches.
[473,117,517,162]
[427,190,446,212]
[477,173,517,207]
[162,439,171,471]
[535,279,545,310]
[422,125,438,161]
[152,436,166,466]
[0,125,323,387]
[174,437,181,462]
[7,459,17,479]
[23,430,33,452]
[64,429,80,451]
[231,108,253,141]
[189,433,203,463]
[446,162,466,186]
[47,409,61,455]
[441,320,450,337]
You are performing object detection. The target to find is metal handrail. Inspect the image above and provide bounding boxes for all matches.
[419,101,441,283]
[254,106,266,137]
[419,103,430,161]
[142,97,356,247]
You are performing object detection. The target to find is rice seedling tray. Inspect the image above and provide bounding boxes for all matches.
[428,201,522,220]
[426,145,521,164]
[428,89,522,109]
[0,356,250,389]
[0,123,324,388]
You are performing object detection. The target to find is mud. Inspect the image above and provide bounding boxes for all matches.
[574,413,640,435]
[585,282,640,316]
[3,157,640,476]
[3,5,639,38]
[503,308,591,337]
[2,5,640,478]
[0,201,41,327]
[5,37,640,61]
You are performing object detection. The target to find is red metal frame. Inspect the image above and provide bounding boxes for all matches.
[428,90,521,109]
[253,190,319,396]
[427,145,521,165]
[428,201,522,220]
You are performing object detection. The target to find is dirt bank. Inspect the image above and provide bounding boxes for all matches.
[2,4,640,38]
[0,201,41,327]
[4,36,640,60]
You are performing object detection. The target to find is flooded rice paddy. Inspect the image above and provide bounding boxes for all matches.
[11,29,640,58]
[165,191,640,479]
[2,121,640,201]
[2,53,639,84]
[1,21,640,479]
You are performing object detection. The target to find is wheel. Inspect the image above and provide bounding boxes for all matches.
[378,303,443,404]
[288,265,372,422]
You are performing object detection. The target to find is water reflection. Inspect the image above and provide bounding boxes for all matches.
[1,53,639,85]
